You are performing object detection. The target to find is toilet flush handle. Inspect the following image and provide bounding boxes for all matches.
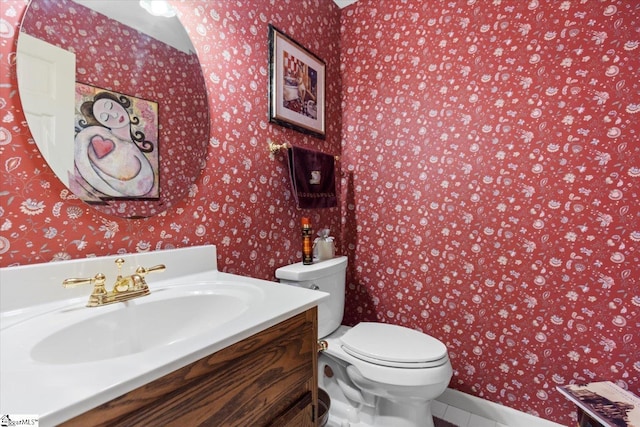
[317,340,328,352]
[309,283,320,290]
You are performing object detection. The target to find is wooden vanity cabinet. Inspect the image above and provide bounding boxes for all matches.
[62,307,319,427]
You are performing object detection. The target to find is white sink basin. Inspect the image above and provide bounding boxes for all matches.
[29,282,261,364]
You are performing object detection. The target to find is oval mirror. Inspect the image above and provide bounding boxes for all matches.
[16,0,209,218]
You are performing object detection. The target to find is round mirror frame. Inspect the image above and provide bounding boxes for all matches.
[17,0,210,218]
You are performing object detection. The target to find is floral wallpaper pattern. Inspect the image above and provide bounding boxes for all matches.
[1,0,638,425]
[339,0,639,425]
[0,0,343,269]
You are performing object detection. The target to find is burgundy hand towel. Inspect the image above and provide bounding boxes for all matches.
[287,146,337,209]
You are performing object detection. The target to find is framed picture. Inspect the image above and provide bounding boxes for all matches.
[269,24,326,139]
[73,83,160,202]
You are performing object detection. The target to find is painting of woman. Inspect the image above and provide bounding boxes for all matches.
[73,85,159,201]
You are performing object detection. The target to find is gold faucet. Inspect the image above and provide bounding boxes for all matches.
[63,258,166,307]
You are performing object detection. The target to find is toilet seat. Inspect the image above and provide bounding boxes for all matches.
[324,325,452,386]
[340,322,448,368]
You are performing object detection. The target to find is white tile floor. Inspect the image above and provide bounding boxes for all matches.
[433,389,564,427]
[324,387,563,427]
[432,399,510,427]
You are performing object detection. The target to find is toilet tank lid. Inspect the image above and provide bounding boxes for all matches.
[275,256,347,281]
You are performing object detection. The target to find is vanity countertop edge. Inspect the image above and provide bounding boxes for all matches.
[0,245,327,426]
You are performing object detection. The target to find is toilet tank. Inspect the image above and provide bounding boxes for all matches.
[275,256,347,339]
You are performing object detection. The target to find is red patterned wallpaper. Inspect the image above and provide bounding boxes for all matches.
[339,0,639,424]
[0,0,343,270]
[1,0,639,425]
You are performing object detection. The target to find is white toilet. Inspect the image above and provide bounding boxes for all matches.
[275,256,453,427]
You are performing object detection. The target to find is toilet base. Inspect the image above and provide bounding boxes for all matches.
[319,353,438,427]
[324,396,436,427]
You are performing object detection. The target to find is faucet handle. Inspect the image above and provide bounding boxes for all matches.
[132,264,166,289]
[62,273,106,288]
[63,273,108,307]
[135,264,166,276]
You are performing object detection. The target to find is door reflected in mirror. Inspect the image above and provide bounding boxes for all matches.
[17,0,209,218]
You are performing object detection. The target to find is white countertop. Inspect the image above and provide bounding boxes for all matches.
[0,245,326,426]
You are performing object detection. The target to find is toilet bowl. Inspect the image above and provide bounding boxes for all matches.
[319,325,452,427]
[275,257,452,427]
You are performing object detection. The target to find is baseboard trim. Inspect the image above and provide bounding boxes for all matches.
[436,388,564,427]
